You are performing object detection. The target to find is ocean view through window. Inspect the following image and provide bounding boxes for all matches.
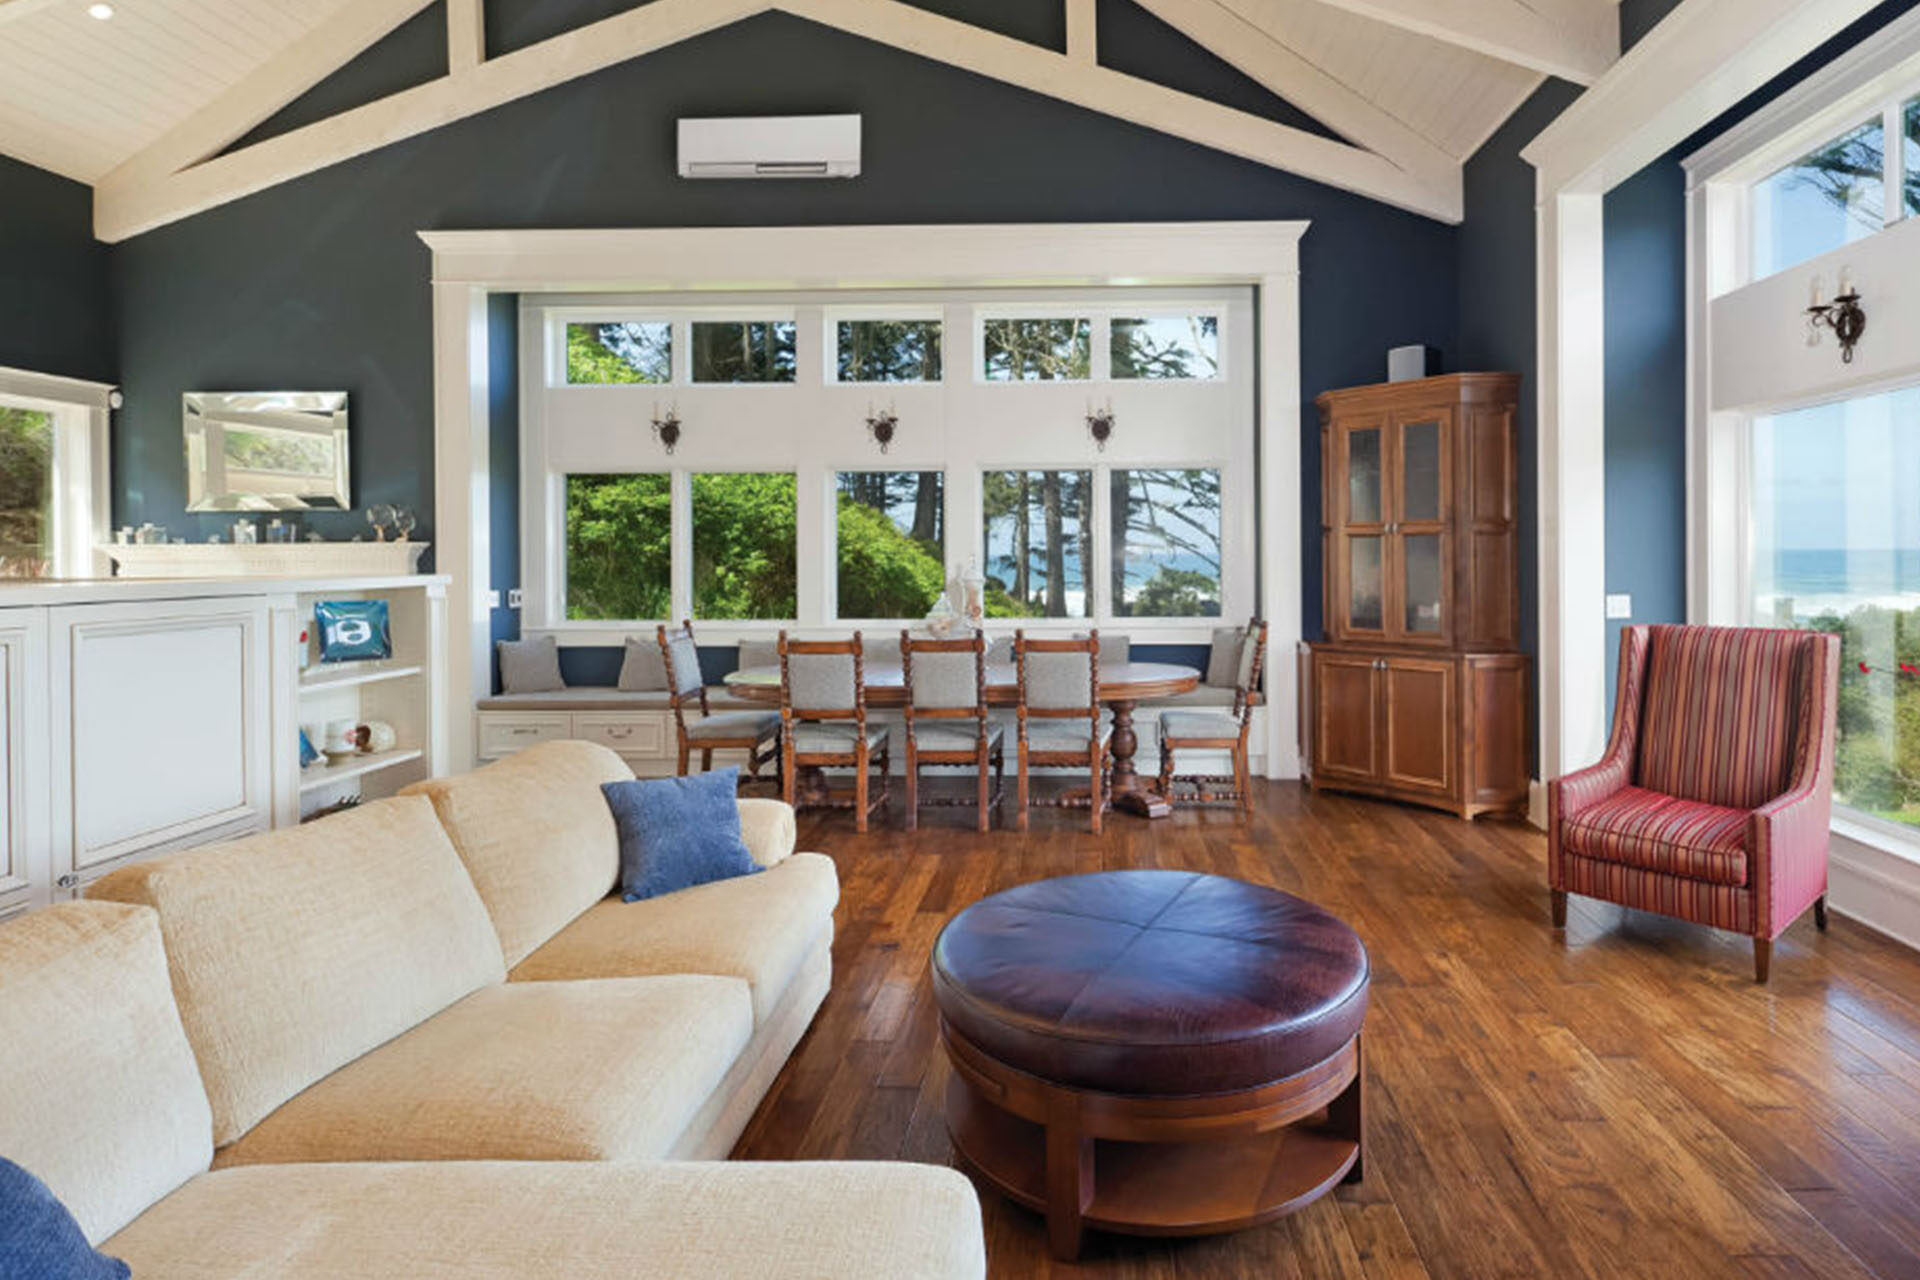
[1751,386,1920,828]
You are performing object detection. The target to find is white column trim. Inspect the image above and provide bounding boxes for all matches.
[423,220,1306,775]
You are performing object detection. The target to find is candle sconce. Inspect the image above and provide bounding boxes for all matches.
[1806,270,1866,364]
[866,403,898,453]
[651,403,682,454]
[1086,399,1115,451]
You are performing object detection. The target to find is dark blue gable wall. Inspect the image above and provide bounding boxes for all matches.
[0,154,114,384]
[109,10,1459,628]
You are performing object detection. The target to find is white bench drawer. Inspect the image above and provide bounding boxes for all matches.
[478,714,573,758]
[574,713,669,758]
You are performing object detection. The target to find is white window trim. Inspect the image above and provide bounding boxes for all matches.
[423,220,1304,777]
[1684,7,1920,867]
[0,366,114,580]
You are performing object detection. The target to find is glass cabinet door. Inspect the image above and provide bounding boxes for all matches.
[1345,426,1382,526]
[1399,419,1442,523]
[1349,536,1383,632]
[1392,413,1448,641]
[1401,534,1443,634]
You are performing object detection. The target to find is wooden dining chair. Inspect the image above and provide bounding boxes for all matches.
[901,631,1004,831]
[1157,617,1267,812]
[1014,630,1110,834]
[777,631,890,832]
[657,621,782,784]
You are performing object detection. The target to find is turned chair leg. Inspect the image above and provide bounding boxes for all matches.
[904,750,918,831]
[1754,938,1772,984]
[700,747,713,773]
[1157,740,1175,802]
[1550,889,1567,929]
[1235,744,1253,814]
[781,749,796,810]
[676,743,691,777]
[976,750,990,833]
[1016,749,1030,833]
[1088,754,1104,836]
[854,745,870,834]
[1814,895,1829,932]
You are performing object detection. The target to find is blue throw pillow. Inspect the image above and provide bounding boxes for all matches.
[603,768,762,902]
[0,1158,129,1280]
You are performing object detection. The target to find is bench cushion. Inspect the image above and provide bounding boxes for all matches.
[87,797,505,1149]
[511,853,840,1026]
[402,740,631,968]
[0,903,212,1244]
[106,1160,986,1280]
[216,975,752,1167]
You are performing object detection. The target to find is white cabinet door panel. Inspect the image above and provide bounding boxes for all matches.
[0,614,49,915]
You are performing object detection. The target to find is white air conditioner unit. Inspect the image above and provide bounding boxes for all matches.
[676,114,861,179]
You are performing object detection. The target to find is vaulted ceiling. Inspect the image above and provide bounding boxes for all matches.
[0,0,1622,239]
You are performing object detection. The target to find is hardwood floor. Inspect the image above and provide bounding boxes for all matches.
[732,780,1920,1279]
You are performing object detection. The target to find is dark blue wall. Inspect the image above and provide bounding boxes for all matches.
[486,292,519,689]
[0,154,114,384]
[108,9,1459,636]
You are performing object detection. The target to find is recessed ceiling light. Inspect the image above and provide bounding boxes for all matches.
[87,2,114,18]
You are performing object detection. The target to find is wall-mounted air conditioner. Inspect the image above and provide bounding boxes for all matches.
[676,114,862,179]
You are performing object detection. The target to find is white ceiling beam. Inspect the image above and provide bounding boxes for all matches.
[1294,0,1618,85]
[96,0,438,200]
[776,0,1461,219]
[94,0,774,241]
[1066,0,1096,64]
[1136,0,1459,187]
[447,0,485,74]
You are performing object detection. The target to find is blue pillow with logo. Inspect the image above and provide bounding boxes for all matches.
[0,1157,129,1280]
[602,768,761,902]
[315,599,392,664]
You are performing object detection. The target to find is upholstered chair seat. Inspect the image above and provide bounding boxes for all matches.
[778,634,890,832]
[790,722,890,753]
[1158,619,1267,812]
[685,710,781,743]
[1158,710,1239,741]
[1549,624,1840,982]
[659,622,781,784]
[909,723,1006,753]
[1023,724,1114,750]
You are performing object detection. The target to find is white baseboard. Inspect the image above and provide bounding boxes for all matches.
[1528,779,1547,830]
[1829,821,1920,953]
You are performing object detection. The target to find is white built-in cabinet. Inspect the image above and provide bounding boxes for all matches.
[0,575,447,908]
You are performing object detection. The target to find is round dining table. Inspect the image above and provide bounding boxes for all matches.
[722,660,1201,818]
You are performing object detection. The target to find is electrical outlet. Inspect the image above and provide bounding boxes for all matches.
[485,589,501,609]
[507,588,524,610]
[1605,593,1633,620]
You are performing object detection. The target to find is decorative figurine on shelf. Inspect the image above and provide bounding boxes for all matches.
[361,720,398,754]
[322,719,362,763]
[960,557,986,631]
[315,599,393,663]
[366,504,397,542]
[924,591,960,638]
[392,509,416,541]
[298,728,322,769]
[230,519,258,545]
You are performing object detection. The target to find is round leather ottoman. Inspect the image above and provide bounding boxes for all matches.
[931,870,1370,1259]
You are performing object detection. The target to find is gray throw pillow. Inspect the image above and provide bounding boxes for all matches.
[1205,627,1245,688]
[618,636,669,692]
[738,640,780,672]
[1076,633,1130,665]
[985,636,1014,666]
[497,635,565,693]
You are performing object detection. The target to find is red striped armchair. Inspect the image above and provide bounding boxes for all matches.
[1548,624,1840,982]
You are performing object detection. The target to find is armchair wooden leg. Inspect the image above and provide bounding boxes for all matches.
[1550,889,1567,929]
[1814,895,1829,932]
[1754,938,1772,984]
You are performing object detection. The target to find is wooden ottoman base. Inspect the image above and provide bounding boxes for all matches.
[942,1023,1364,1260]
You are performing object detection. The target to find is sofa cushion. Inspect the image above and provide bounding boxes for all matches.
[1561,786,1750,887]
[106,1160,985,1280]
[497,635,566,694]
[216,975,752,1167]
[604,771,761,902]
[401,740,632,967]
[0,903,211,1244]
[86,797,503,1150]
[0,1158,129,1278]
[1636,625,1807,810]
[510,852,840,1026]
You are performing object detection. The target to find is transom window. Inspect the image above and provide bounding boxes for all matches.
[566,322,671,385]
[981,318,1091,382]
[1110,316,1220,381]
[691,321,796,384]
[1752,117,1886,277]
[835,319,943,384]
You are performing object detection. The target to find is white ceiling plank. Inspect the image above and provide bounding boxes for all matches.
[447,0,484,73]
[94,0,779,241]
[1295,0,1618,84]
[95,0,439,198]
[1132,0,1458,186]
[1066,0,1095,64]
[776,0,1460,218]
[0,0,66,26]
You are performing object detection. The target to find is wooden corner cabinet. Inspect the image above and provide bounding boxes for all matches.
[1303,373,1529,819]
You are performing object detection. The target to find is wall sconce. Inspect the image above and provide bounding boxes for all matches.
[1086,398,1115,451]
[865,402,898,453]
[1806,269,1866,364]
[651,402,682,454]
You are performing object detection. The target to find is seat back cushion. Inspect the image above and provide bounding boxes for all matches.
[1636,625,1810,810]
[402,739,633,967]
[86,796,506,1149]
[0,903,212,1243]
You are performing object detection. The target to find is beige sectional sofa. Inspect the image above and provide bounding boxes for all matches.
[0,740,983,1278]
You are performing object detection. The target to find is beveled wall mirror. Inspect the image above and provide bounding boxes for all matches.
[183,391,350,511]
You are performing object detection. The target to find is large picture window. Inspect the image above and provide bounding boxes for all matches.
[1751,387,1920,828]
[1109,468,1222,617]
[691,472,797,619]
[0,404,52,579]
[564,473,672,620]
[835,471,945,618]
[982,470,1092,618]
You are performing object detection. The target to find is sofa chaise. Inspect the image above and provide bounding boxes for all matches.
[0,740,983,1277]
